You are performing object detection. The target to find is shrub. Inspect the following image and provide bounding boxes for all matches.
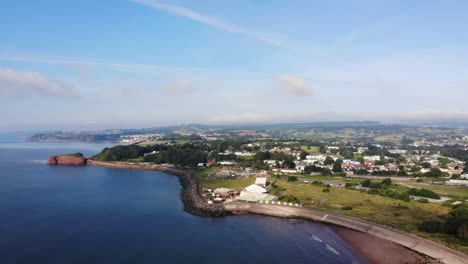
[419,221,442,233]
[322,188,330,193]
[287,176,298,182]
[368,189,380,195]
[407,188,441,199]
[342,206,353,210]
[418,198,429,203]
[393,212,401,217]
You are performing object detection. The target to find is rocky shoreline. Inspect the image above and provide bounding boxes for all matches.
[87,160,227,217]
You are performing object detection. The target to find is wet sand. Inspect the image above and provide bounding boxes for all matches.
[333,227,439,264]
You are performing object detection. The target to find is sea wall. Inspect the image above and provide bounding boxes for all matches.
[88,160,227,217]
[224,203,468,264]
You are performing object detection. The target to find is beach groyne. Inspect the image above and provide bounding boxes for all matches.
[224,203,468,264]
[88,160,227,217]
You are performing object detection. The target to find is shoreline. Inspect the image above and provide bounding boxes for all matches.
[89,160,227,217]
[332,226,436,264]
[88,160,467,264]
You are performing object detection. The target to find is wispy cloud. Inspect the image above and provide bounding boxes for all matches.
[131,0,301,50]
[0,55,270,76]
[276,74,314,96]
[0,67,79,98]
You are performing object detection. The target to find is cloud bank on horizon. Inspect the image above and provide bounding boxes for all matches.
[0,0,467,130]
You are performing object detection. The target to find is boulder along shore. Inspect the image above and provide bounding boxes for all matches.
[87,160,227,217]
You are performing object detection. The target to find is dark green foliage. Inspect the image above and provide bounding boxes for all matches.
[287,176,298,182]
[444,205,468,239]
[321,168,333,176]
[419,221,442,233]
[94,145,148,161]
[342,206,353,210]
[332,159,343,173]
[144,144,207,168]
[420,162,432,168]
[367,189,380,195]
[312,181,325,187]
[381,178,392,186]
[324,156,335,166]
[407,188,441,199]
[424,168,445,178]
[279,195,300,203]
[418,198,429,203]
[361,179,372,188]
[303,165,323,174]
[322,188,330,193]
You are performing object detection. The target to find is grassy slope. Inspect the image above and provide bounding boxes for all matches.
[198,173,468,254]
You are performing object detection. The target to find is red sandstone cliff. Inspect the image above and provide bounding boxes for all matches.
[47,154,88,166]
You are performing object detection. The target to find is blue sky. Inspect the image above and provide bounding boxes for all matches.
[1,0,467,131]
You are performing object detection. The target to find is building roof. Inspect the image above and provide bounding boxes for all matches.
[255,177,267,187]
[245,184,267,193]
[236,191,277,202]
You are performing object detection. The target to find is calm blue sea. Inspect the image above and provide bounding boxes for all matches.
[0,136,366,264]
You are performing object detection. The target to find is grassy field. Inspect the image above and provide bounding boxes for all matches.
[198,175,468,254]
[300,145,320,153]
[200,177,255,191]
[395,181,468,199]
[374,133,405,144]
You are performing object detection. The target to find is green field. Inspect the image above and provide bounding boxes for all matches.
[300,145,320,153]
[200,176,468,254]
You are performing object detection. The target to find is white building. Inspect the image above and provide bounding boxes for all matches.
[445,179,468,186]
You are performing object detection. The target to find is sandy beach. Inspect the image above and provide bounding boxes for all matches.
[333,227,438,264]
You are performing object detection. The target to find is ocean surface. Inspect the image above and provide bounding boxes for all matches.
[0,136,366,264]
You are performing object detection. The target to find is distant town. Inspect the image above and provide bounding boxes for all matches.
[32,122,468,254]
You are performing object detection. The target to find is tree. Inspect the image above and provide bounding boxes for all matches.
[282,160,296,169]
[381,178,392,186]
[300,151,308,160]
[321,168,333,176]
[287,176,298,182]
[421,162,432,169]
[324,156,335,166]
[425,168,444,178]
[332,160,343,173]
[464,161,468,173]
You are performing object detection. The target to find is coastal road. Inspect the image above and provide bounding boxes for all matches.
[225,203,468,264]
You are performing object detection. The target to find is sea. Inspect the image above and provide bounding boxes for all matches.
[0,134,367,264]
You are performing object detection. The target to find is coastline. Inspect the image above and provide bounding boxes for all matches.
[87,160,466,264]
[88,160,227,217]
[332,226,436,264]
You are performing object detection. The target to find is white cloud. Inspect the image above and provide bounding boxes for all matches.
[0,67,79,98]
[130,0,299,49]
[276,74,314,96]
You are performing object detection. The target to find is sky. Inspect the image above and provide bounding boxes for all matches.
[1,0,468,131]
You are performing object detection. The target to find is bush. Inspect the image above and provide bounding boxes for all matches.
[312,181,325,187]
[322,188,330,193]
[381,178,392,185]
[419,221,442,233]
[342,206,353,210]
[287,176,298,182]
[418,198,429,203]
[279,195,300,204]
[368,189,380,195]
[407,188,441,199]
[393,212,401,217]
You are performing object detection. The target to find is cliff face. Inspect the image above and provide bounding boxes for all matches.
[47,154,88,166]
